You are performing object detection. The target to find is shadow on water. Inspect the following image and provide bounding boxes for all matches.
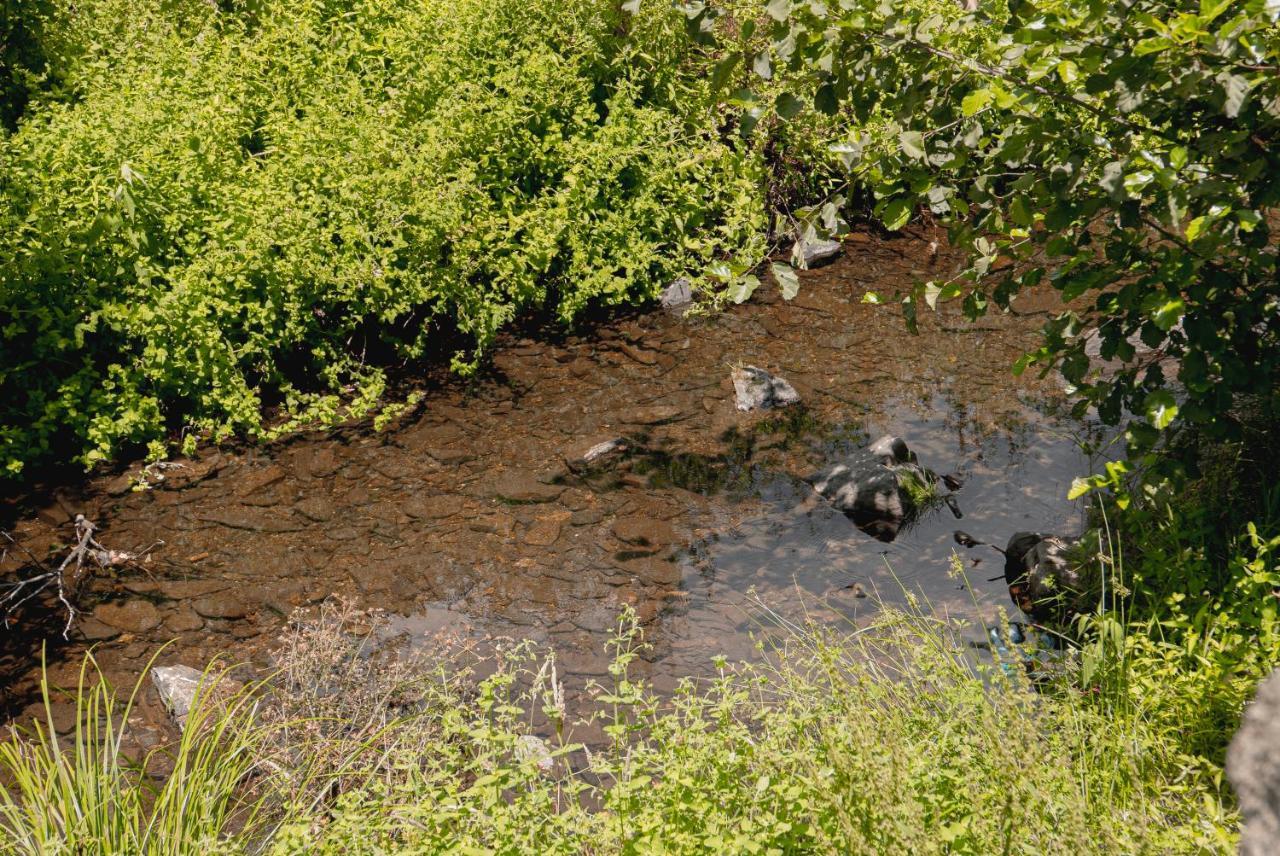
[641,394,1101,674]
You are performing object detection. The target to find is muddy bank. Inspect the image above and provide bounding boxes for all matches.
[0,227,1094,738]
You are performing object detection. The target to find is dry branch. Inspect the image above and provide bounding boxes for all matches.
[0,516,163,638]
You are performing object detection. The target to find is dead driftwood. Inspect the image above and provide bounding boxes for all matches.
[0,515,162,638]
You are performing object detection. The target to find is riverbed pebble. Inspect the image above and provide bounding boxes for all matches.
[192,595,248,620]
[491,471,564,503]
[93,599,162,634]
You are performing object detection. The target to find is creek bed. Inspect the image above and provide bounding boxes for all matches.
[0,227,1096,739]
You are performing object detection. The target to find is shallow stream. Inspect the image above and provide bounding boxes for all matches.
[1,227,1097,739]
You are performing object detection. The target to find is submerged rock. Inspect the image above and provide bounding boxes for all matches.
[491,471,565,503]
[93,599,162,634]
[1229,668,1280,856]
[566,438,628,473]
[611,516,675,549]
[801,239,842,269]
[1002,532,1098,625]
[623,405,687,425]
[732,365,801,412]
[809,436,940,542]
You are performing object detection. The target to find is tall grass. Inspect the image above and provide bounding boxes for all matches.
[0,654,267,855]
[1,596,1239,854]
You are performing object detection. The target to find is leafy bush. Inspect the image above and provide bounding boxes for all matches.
[0,0,768,475]
[732,0,1280,479]
[1073,487,1280,765]
[1,602,1240,854]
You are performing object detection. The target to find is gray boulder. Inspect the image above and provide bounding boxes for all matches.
[1002,532,1099,626]
[659,278,694,313]
[801,239,842,269]
[152,665,205,729]
[1229,668,1280,856]
[810,436,938,542]
[152,664,242,730]
[732,365,801,412]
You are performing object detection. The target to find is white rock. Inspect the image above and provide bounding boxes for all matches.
[801,240,842,268]
[732,365,801,412]
[659,278,694,312]
[567,438,628,473]
[583,439,627,465]
[515,734,556,774]
[151,665,205,729]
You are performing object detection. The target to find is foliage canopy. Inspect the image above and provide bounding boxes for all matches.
[0,0,767,475]
[723,0,1279,480]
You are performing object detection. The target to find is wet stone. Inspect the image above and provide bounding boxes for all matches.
[468,513,515,537]
[107,472,139,496]
[567,439,627,473]
[613,556,682,587]
[557,649,611,677]
[192,595,248,620]
[612,517,676,549]
[35,502,74,528]
[524,512,570,547]
[403,494,459,520]
[420,435,474,466]
[94,600,162,634]
[570,508,604,526]
[153,579,231,600]
[619,342,658,366]
[229,623,261,640]
[558,488,593,511]
[624,405,686,425]
[235,464,286,498]
[197,508,305,533]
[166,607,204,633]
[492,471,564,504]
[342,485,371,505]
[535,465,569,485]
[302,446,341,479]
[295,495,336,522]
[77,616,122,641]
[572,604,620,633]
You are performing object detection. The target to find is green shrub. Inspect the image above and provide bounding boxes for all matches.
[1,598,1250,854]
[1075,496,1280,767]
[245,607,1243,854]
[0,0,768,475]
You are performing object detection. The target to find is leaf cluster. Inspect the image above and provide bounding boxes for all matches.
[0,0,769,475]
[743,0,1280,481]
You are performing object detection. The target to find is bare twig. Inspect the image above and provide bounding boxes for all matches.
[0,516,163,638]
